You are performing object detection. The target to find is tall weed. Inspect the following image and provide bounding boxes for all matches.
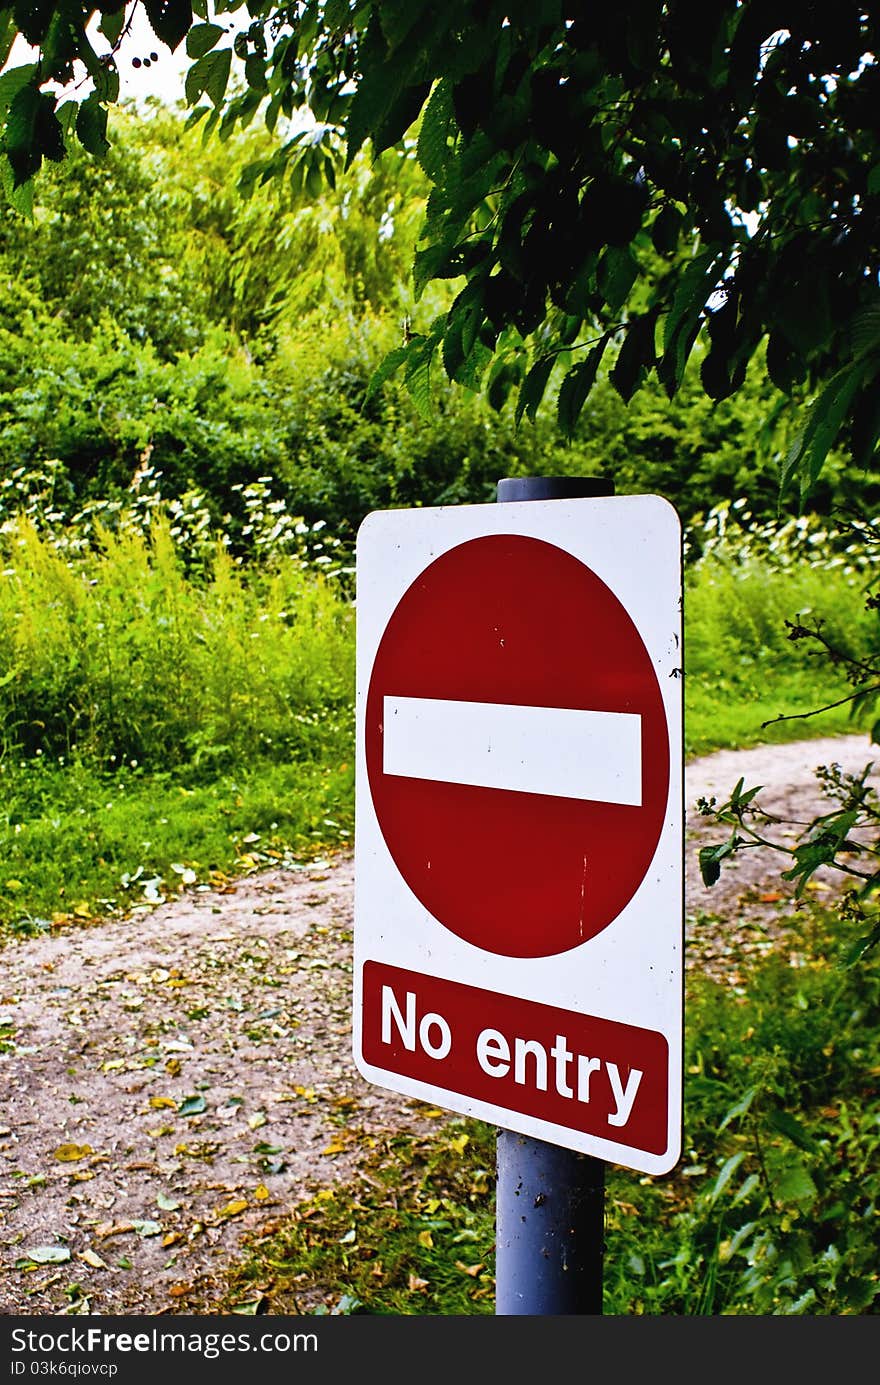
[683,500,880,749]
[0,515,354,774]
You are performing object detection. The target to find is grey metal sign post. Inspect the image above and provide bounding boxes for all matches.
[494,475,614,1317]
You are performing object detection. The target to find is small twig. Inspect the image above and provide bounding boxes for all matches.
[761,682,880,729]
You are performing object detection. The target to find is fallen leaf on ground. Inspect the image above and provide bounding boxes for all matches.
[132,1220,162,1238]
[230,1297,266,1315]
[26,1246,71,1264]
[177,1096,207,1117]
[53,1144,93,1162]
[216,1199,248,1220]
[95,1222,135,1240]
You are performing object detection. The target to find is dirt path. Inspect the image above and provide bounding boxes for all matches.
[1,733,876,1317]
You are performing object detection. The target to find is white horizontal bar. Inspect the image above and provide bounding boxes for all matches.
[382,697,642,805]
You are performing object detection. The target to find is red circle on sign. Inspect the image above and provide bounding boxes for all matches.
[366,535,669,958]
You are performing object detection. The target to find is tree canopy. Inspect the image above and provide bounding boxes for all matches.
[2,1,878,500]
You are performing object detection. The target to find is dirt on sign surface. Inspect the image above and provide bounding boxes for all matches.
[0,733,876,1315]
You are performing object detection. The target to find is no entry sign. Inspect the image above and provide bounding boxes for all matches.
[353,495,683,1174]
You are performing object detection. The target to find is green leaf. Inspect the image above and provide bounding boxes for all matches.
[75,95,110,158]
[404,339,436,418]
[707,1151,746,1204]
[698,843,724,887]
[766,331,805,397]
[718,1086,757,1132]
[244,53,267,93]
[516,354,554,425]
[26,1245,71,1264]
[842,920,880,966]
[731,1174,761,1207]
[0,62,37,116]
[417,78,454,182]
[144,0,194,53]
[343,17,391,165]
[597,246,638,313]
[55,98,77,141]
[557,340,608,437]
[374,81,432,160]
[177,1094,207,1116]
[132,1218,163,1237]
[5,84,64,185]
[662,249,722,355]
[776,290,832,360]
[366,344,409,402]
[774,1160,819,1210]
[324,0,351,26]
[99,8,126,47]
[305,156,323,200]
[851,303,880,358]
[412,238,461,300]
[781,359,872,498]
[91,60,120,105]
[651,204,683,255]
[725,778,763,812]
[766,1107,816,1153]
[452,337,491,391]
[230,1298,264,1315]
[0,152,33,214]
[186,22,225,60]
[610,312,657,404]
[0,7,18,67]
[185,48,232,109]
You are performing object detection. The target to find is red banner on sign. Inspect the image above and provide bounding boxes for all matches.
[361,961,669,1156]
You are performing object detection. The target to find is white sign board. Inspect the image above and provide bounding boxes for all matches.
[353,494,683,1175]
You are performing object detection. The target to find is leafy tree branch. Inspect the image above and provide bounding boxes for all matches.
[0,2,877,492]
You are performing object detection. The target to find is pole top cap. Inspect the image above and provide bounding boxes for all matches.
[496,476,615,502]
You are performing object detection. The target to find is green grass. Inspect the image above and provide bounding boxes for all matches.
[0,754,354,936]
[684,669,865,757]
[683,524,880,755]
[205,906,880,1316]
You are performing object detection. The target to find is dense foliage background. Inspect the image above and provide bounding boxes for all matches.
[3,101,879,563]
